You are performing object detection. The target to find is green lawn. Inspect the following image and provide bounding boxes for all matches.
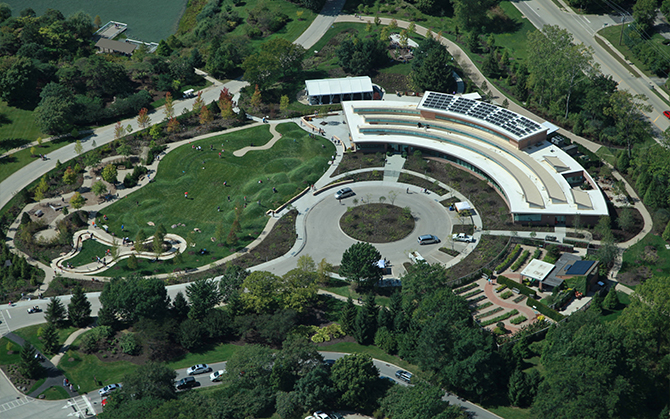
[92,123,334,277]
[319,341,418,374]
[166,343,241,370]
[0,136,76,184]
[599,25,670,88]
[0,337,22,365]
[595,146,617,166]
[59,348,138,394]
[486,406,533,419]
[621,233,670,276]
[0,101,41,146]
[13,324,78,355]
[39,385,71,400]
[66,239,113,268]
[492,2,538,63]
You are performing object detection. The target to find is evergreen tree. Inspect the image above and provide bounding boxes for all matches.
[172,291,189,321]
[68,285,91,328]
[663,219,670,241]
[353,294,378,345]
[340,297,357,335]
[603,285,619,311]
[97,304,117,328]
[45,297,67,328]
[508,369,526,406]
[19,343,42,379]
[42,321,60,355]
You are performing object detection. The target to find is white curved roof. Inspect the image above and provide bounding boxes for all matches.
[342,100,608,217]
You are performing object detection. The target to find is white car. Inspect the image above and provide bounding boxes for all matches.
[99,383,122,397]
[334,187,354,200]
[452,233,475,243]
[209,370,226,382]
[187,364,212,375]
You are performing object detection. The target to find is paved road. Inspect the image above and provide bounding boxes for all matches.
[251,182,458,277]
[293,0,346,49]
[513,0,670,136]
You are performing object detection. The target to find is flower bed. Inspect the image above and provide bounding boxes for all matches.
[511,250,530,271]
[476,301,493,310]
[495,244,522,272]
[500,290,514,299]
[532,248,542,260]
[463,289,483,299]
[510,315,528,325]
[454,283,479,295]
[475,307,504,319]
[481,309,519,326]
[495,284,507,293]
[468,295,487,305]
[513,295,527,304]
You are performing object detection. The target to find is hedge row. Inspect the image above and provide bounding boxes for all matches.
[476,307,504,319]
[481,309,519,326]
[511,250,530,271]
[468,295,487,304]
[513,294,527,304]
[454,283,479,295]
[463,289,483,299]
[495,244,522,272]
[526,298,564,322]
[476,301,493,310]
[497,275,537,297]
[563,238,589,248]
[532,248,542,259]
[510,315,528,325]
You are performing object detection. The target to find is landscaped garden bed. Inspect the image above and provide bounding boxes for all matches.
[476,307,504,319]
[397,172,447,195]
[230,210,299,269]
[481,309,519,326]
[333,151,386,176]
[439,247,460,257]
[340,204,415,243]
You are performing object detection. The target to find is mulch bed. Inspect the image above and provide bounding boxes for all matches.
[340,203,415,243]
[0,364,39,395]
[397,173,447,195]
[445,235,509,281]
[230,210,298,269]
[332,151,386,176]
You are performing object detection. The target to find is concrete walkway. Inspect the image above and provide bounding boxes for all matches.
[293,0,346,49]
[382,154,405,182]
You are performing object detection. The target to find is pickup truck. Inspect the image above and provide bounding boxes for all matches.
[452,233,475,243]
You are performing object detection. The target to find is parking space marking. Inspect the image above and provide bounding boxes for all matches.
[0,396,32,412]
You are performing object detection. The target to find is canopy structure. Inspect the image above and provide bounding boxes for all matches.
[305,76,374,105]
[520,259,555,281]
[454,202,472,213]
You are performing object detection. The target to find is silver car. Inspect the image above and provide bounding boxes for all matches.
[334,187,354,200]
[187,364,212,375]
[418,234,440,245]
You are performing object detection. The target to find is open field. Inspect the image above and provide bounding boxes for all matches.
[96,123,334,277]
[0,101,41,147]
[2,0,187,41]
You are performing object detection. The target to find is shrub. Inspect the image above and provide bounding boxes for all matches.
[495,284,507,292]
[119,333,141,355]
[476,302,493,310]
[513,295,526,303]
[454,283,479,294]
[532,248,542,259]
[495,244,522,272]
[79,326,113,353]
[510,315,527,325]
[500,290,514,299]
[511,250,530,271]
[481,309,519,326]
[463,289,483,298]
[476,307,504,319]
[497,275,536,297]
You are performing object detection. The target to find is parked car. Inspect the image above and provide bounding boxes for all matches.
[313,411,329,419]
[175,376,197,390]
[394,370,412,383]
[418,234,440,245]
[545,235,557,241]
[452,233,475,243]
[99,383,122,397]
[664,110,670,119]
[210,370,226,382]
[334,187,354,200]
[187,364,212,375]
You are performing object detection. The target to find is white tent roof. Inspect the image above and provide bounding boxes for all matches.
[520,259,555,281]
[455,202,472,212]
[305,76,373,97]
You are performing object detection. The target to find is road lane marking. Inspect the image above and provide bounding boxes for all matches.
[654,115,660,123]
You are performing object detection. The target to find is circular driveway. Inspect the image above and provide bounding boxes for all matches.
[303,183,453,270]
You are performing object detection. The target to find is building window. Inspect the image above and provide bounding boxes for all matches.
[514,214,542,222]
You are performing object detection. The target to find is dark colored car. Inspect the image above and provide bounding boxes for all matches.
[176,377,197,390]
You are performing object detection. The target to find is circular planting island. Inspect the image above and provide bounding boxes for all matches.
[339,203,415,243]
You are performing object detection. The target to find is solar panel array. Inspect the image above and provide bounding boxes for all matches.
[420,92,543,139]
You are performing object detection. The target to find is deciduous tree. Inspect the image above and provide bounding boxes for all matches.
[339,242,383,290]
[101,163,118,183]
[331,354,380,411]
[137,107,151,129]
[91,181,107,197]
[70,191,85,209]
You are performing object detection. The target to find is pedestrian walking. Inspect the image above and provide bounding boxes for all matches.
[406,187,409,194]
[227,195,231,201]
